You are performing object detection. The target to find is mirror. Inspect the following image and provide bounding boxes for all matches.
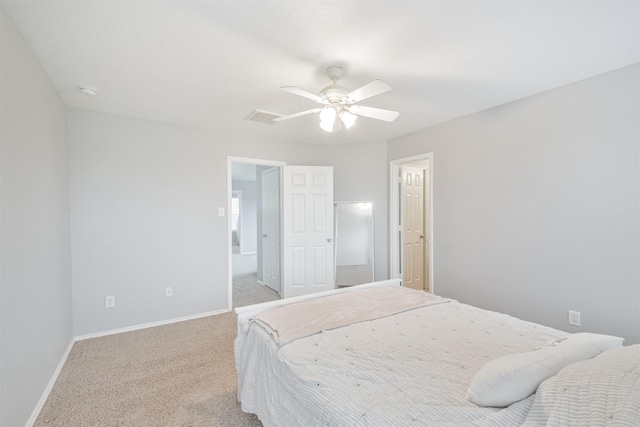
[334,202,374,287]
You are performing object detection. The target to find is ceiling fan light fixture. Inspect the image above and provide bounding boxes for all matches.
[340,110,358,129]
[320,107,336,122]
[319,107,336,132]
[319,118,335,132]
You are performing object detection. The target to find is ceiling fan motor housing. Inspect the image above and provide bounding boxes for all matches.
[322,66,350,103]
[321,84,350,103]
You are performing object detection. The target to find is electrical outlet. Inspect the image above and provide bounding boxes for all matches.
[105,296,115,308]
[165,287,173,297]
[568,310,581,326]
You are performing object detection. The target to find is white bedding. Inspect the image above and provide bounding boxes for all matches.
[522,345,640,426]
[236,291,569,426]
[251,286,448,346]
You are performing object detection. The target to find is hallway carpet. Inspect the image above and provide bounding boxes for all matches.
[232,253,279,308]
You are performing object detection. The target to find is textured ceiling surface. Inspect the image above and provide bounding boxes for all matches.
[3,1,638,144]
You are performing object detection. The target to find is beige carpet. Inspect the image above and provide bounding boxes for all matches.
[35,253,277,426]
[35,312,262,427]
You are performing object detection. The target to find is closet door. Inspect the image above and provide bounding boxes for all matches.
[402,165,425,291]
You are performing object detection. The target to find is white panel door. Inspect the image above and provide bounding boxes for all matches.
[282,166,334,298]
[402,165,425,290]
[262,167,281,294]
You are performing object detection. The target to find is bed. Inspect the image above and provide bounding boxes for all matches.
[235,279,639,426]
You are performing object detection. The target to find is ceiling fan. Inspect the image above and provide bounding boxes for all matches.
[273,66,399,133]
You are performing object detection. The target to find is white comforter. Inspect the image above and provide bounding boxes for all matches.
[522,345,640,426]
[251,286,448,346]
[236,295,567,426]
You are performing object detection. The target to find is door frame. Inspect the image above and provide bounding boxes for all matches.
[227,156,286,311]
[389,153,434,292]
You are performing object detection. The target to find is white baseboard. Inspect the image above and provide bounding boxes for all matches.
[26,338,75,427]
[256,279,265,285]
[74,308,230,341]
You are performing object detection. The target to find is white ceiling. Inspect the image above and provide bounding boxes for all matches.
[3,1,638,145]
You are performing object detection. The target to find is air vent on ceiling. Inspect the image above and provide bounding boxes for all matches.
[245,109,283,125]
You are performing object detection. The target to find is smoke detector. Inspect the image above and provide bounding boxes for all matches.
[79,87,97,97]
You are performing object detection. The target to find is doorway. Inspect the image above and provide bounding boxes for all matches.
[227,157,284,309]
[389,153,434,292]
[227,158,337,310]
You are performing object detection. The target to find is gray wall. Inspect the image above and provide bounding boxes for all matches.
[69,111,223,336]
[388,64,640,344]
[68,110,390,336]
[1,8,73,426]
[307,140,389,281]
[232,179,258,254]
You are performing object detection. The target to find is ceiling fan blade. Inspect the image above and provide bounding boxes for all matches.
[348,105,399,122]
[346,80,391,103]
[273,108,323,122]
[280,86,325,103]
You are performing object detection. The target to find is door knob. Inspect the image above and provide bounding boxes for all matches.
[419,235,425,240]
[327,238,333,243]
[263,234,267,238]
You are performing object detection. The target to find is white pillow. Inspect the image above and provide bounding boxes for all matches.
[523,345,640,425]
[466,332,624,407]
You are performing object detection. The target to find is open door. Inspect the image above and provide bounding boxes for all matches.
[389,154,433,294]
[402,165,425,291]
[282,166,334,298]
[262,167,281,294]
